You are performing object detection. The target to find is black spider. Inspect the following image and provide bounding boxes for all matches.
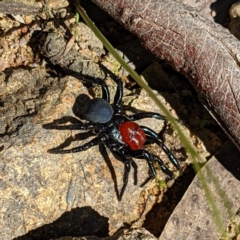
[43,68,181,200]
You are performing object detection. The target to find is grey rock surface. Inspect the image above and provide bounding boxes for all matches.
[0,67,180,239]
[52,228,157,240]
[159,141,240,240]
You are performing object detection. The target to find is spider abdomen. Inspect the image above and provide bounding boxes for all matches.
[119,122,146,150]
[85,98,114,124]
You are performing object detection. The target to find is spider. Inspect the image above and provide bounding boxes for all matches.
[43,68,181,200]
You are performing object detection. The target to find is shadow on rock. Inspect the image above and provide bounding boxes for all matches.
[14,206,109,240]
[210,0,239,25]
[142,165,196,237]
[214,141,240,181]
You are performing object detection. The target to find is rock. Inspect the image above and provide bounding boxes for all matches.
[51,228,157,240]
[159,141,240,240]
[0,67,171,239]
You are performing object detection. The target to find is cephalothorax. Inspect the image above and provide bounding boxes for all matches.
[44,68,181,200]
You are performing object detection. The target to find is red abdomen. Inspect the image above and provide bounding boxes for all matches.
[119,122,146,150]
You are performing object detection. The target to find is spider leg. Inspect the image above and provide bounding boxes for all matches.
[151,154,174,179]
[47,131,94,151]
[63,68,110,102]
[140,125,159,138]
[122,149,155,186]
[43,116,95,130]
[48,135,108,154]
[128,148,174,179]
[141,126,181,172]
[112,75,123,109]
[99,63,123,109]
[128,112,166,121]
[109,149,131,201]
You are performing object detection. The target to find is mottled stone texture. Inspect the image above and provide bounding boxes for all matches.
[160,141,240,240]
[0,68,142,239]
[53,228,157,240]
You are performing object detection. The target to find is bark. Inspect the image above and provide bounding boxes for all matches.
[92,0,240,150]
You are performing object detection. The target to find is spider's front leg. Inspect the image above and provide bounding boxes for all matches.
[128,112,167,122]
[125,148,174,186]
[141,126,181,172]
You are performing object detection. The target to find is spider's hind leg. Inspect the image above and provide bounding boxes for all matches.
[63,68,110,102]
[98,63,123,110]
